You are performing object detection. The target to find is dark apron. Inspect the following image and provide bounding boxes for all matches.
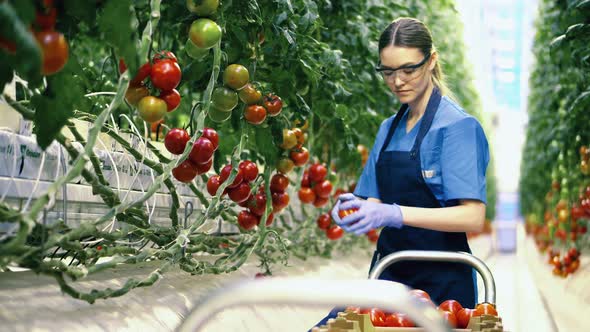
[370,87,475,308]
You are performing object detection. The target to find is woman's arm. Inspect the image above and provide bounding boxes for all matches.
[367,198,485,233]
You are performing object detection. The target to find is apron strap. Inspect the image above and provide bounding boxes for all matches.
[410,87,442,159]
[378,104,408,158]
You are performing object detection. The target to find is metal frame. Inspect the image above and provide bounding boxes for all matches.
[368,250,496,304]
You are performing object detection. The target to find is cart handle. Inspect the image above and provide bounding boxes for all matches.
[368,250,496,305]
[176,278,453,332]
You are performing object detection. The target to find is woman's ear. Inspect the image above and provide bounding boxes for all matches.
[429,51,438,71]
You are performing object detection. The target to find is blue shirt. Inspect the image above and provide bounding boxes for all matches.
[354,96,490,206]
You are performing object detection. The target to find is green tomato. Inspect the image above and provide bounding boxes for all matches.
[185,39,209,60]
[211,86,238,112]
[189,19,222,49]
[223,64,249,90]
[208,105,232,123]
[138,96,167,123]
[187,0,219,16]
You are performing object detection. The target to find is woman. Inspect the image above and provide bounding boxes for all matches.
[333,16,489,314]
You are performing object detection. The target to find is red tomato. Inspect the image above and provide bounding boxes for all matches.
[438,299,464,315]
[316,213,331,230]
[119,60,152,86]
[396,314,415,327]
[172,160,198,183]
[244,105,267,125]
[383,313,400,327]
[219,164,244,188]
[150,59,181,91]
[366,229,379,242]
[313,196,329,207]
[270,173,289,193]
[290,147,310,166]
[456,308,475,329]
[271,192,290,211]
[474,303,498,317]
[35,30,69,76]
[237,210,259,230]
[164,128,190,155]
[201,127,219,151]
[309,163,328,183]
[206,175,222,196]
[153,50,177,64]
[263,93,283,116]
[298,187,316,204]
[313,180,333,198]
[159,89,181,112]
[248,193,267,216]
[439,310,458,328]
[301,170,311,187]
[326,225,344,240]
[228,182,252,204]
[409,289,431,301]
[195,159,212,174]
[189,137,214,165]
[239,160,258,182]
[369,308,387,327]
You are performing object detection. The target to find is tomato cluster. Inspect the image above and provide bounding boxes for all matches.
[548,246,581,277]
[315,213,345,240]
[121,51,182,124]
[0,0,69,76]
[298,163,333,207]
[345,289,498,329]
[167,127,218,183]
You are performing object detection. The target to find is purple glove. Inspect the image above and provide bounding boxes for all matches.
[335,198,404,235]
[330,193,359,224]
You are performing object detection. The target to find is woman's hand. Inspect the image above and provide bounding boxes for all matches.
[331,194,403,235]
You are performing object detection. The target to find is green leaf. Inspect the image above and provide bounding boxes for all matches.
[255,125,279,165]
[98,0,140,76]
[64,0,97,22]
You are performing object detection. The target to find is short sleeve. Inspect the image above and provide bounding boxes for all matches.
[441,117,489,204]
[353,119,391,200]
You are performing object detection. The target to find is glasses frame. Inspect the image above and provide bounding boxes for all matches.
[375,52,432,80]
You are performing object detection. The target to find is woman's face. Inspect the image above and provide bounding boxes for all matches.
[378,45,436,104]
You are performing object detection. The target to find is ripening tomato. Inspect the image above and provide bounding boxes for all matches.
[35,30,69,75]
[280,129,298,150]
[164,128,190,155]
[223,64,249,90]
[207,175,222,196]
[201,127,219,151]
[244,105,267,125]
[159,89,181,112]
[237,210,259,230]
[125,84,150,106]
[438,300,463,315]
[293,128,305,146]
[309,163,328,183]
[326,225,344,240]
[276,158,295,174]
[298,187,316,204]
[270,173,289,193]
[151,59,181,91]
[271,192,290,211]
[187,0,219,16]
[313,196,329,207]
[338,208,358,219]
[456,308,475,329]
[316,213,331,230]
[211,86,238,112]
[189,137,215,165]
[172,160,198,183]
[219,164,244,188]
[238,83,262,105]
[138,96,167,123]
[189,19,222,49]
[239,160,258,182]
[290,147,310,166]
[314,180,333,198]
[263,93,283,116]
[474,303,498,317]
[228,182,252,204]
